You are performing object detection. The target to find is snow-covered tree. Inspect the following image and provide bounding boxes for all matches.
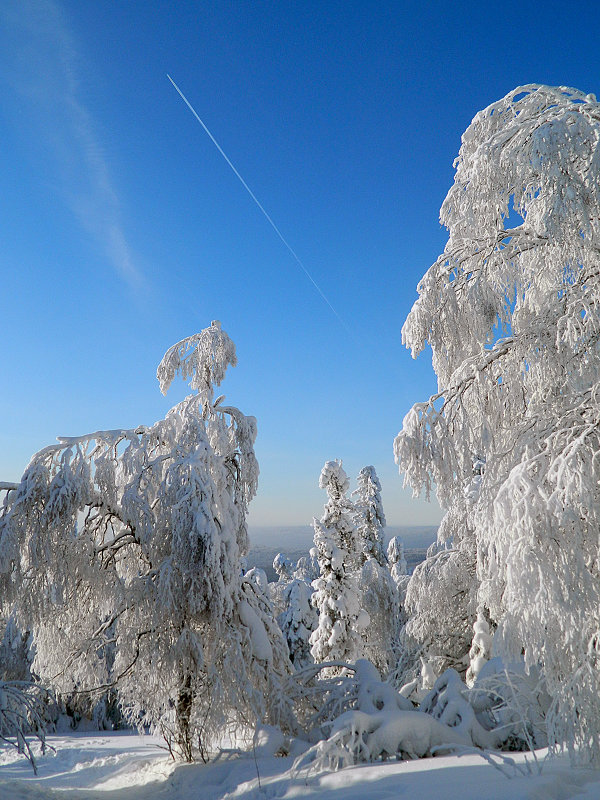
[273,553,293,582]
[357,557,399,676]
[293,546,319,583]
[244,566,270,596]
[0,616,31,682]
[0,321,292,760]
[395,84,600,762]
[402,511,477,674]
[352,466,386,566]
[310,461,365,671]
[387,536,407,582]
[386,535,410,633]
[277,578,318,669]
[343,466,395,674]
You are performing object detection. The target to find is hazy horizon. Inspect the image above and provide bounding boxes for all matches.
[249,523,438,551]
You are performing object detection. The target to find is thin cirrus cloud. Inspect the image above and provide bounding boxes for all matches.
[1,0,142,288]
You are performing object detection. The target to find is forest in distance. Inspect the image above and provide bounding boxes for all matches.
[247,525,437,581]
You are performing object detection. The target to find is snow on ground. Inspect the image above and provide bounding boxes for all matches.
[2,732,600,800]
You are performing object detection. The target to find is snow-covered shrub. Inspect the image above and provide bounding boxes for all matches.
[310,461,365,671]
[420,668,503,750]
[473,659,550,751]
[0,321,293,761]
[293,660,465,772]
[388,637,424,698]
[293,659,549,773]
[408,663,547,756]
[421,659,550,754]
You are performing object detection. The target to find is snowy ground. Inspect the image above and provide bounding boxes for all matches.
[2,733,600,799]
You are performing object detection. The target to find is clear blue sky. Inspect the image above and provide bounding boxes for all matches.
[1,0,599,526]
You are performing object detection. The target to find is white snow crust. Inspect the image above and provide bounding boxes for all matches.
[2,732,600,799]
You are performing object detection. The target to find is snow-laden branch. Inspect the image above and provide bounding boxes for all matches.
[0,681,54,774]
[156,320,236,399]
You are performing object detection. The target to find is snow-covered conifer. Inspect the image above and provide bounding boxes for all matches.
[294,547,319,583]
[387,536,407,582]
[386,535,410,630]
[395,84,600,762]
[347,467,396,673]
[357,557,399,676]
[352,466,386,566]
[278,578,317,669]
[244,566,270,595]
[309,461,364,671]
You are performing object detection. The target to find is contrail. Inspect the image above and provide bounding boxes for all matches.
[167,74,353,337]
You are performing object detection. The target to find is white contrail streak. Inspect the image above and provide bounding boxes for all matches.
[167,74,352,337]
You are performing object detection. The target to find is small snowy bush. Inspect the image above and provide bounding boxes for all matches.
[293,660,467,772]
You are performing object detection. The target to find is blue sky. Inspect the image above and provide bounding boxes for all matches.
[1,0,599,526]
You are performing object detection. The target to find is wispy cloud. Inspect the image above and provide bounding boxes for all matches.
[1,0,142,288]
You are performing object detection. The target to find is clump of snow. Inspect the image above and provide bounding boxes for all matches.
[252,725,285,757]
[236,599,273,663]
[466,610,492,686]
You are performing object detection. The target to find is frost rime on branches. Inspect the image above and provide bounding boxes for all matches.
[0,681,52,774]
[0,321,292,761]
[395,84,600,762]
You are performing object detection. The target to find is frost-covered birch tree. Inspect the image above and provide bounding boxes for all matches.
[395,85,600,762]
[0,321,292,760]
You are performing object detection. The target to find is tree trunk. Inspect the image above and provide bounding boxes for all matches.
[175,673,195,762]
